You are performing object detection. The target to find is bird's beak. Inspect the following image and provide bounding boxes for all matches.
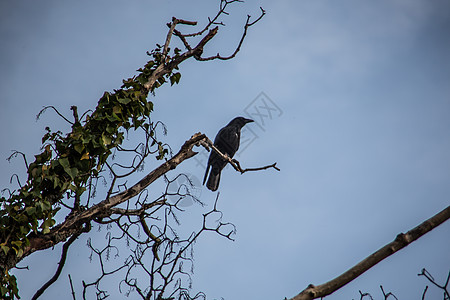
[244,118,254,124]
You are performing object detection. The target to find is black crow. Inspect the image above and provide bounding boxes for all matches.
[203,117,254,191]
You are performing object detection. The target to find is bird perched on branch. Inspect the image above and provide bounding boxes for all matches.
[203,116,254,191]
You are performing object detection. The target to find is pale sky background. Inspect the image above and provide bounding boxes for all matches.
[1,0,450,299]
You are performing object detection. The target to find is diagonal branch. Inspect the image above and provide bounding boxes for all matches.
[55,133,206,225]
[289,205,450,300]
[15,130,276,271]
[6,133,206,271]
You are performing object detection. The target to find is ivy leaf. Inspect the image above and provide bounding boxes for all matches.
[41,218,55,234]
[58,157,78,179]
[0,245,9,255]
[170,72,181,85]
[102,133,112,146]
[58,158,70,170]
[17,248,24,258]
[74,143,84,154]
[11,240,22,250]
[117,98,131,104]
[66,167,79,180]
[25,206,36,216]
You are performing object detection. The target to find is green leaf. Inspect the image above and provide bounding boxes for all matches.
[58,157,70,170]
[25,206,36,216]
[170,75,176,85]
[11,240,22,249]
[74,143,84,154]
[1,245,9,255]
[17,248,23,258]
[41,218,55,234]
[53,176,60,189]
[118,97,131,105]
[19,226,28,235]
[40,200,52,211]
[102,133,112,146]
[58,157,78,179]
[170,72,181,85]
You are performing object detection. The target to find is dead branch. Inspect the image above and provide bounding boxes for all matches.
[143,24,219,91]
[289,205,450,300]
[380,285,398,300]
[200,136,280,174]
[183,0,243,38]
[3,133,205,272]
[32,224,89,300]
[68,274,76,300]
[7,150,29,170]
[195,7,266,61]
[36,105,74,124]
[418,268,450,299]
[8,128,276,272]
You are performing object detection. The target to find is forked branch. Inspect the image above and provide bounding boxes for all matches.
[200,137,280,174]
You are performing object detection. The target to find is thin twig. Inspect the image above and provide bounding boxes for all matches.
[195,7,266,61]
[68,274,76,300]
[421,286,428,300]
[182,0,243,38]
[36,105,74,124]
[31,226,87,300]
[418,268,450,299]
[7,150,29,170]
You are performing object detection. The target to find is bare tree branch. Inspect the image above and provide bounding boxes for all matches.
[418,268,450,299]
[36,105,74,124]
[31,224,89,300]
[143,24,219,91]
[68,274,76,300]
[380,285,398,300]
[288,205,450,300]
[422,285,429,300]
[178,0,243,38]
[200,136,280,173]
[13,133,205,265]
[7,150,29,170]
[195,7,266,61]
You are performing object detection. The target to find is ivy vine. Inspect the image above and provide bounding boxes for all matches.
[0,45,182,299]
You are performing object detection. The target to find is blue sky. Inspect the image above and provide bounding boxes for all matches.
[1,0,450,299]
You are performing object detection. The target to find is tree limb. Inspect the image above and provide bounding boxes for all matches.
[143,23,219,91]
[200,137,280,174]
[289,205,450,300]
[5,133,206,271]
[31,224,89,300]
[195,7,266,61]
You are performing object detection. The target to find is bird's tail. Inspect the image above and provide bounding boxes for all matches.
[206,168,221,191]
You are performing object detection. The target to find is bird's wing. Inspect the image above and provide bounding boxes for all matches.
[203,163,210,185]
[214,125,240,157]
